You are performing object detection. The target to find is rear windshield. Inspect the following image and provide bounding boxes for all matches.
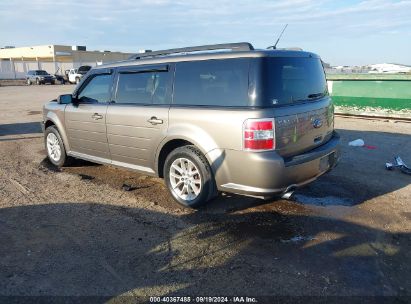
[260,57,327,106]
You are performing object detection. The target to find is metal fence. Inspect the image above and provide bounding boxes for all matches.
[0,60,97,79]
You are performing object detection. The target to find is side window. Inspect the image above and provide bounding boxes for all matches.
[152,72,171,104]
[173,59,249,107]
[115,71,170,105]
[77,74,112,103]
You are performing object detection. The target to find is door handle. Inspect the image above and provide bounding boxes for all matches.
[147,116,163,125]
[92,113,103,120]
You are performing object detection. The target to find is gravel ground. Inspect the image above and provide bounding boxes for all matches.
[0,86,410,301]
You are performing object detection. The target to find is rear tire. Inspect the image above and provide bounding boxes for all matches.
[75,77,80,84]
[164,145,217,208]
[44,126,69,167]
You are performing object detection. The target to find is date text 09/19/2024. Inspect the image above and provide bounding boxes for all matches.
[149,296,258,303]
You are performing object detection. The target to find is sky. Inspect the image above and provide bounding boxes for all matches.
[0,0,410,66]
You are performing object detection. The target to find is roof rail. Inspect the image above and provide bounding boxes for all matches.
[128,42,254,60]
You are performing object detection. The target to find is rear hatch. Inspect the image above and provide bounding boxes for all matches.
[274,99,334,157]
[257,55,334,157]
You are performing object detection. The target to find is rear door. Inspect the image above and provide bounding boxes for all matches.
[106,64,172,173]
[64,69,114,160]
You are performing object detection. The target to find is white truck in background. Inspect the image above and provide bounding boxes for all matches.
[67,65,92,84]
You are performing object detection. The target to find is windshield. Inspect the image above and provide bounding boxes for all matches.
[260,57,327,106]
[36,70,49,75]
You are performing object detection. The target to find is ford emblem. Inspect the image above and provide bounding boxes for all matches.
[312,118,323,128]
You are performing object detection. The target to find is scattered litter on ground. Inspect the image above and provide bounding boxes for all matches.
[122,183,136,191]
[281,235,316,243]
[78,174,95,180]
[385,156,411,175]
[348,139,377,149]
[348,139,364,146]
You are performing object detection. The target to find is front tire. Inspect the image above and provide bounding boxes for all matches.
[36,78,40,85]
[164,145,217,208]
[45,126,69,167]
[75,77,80,84]
[27,79,32,85]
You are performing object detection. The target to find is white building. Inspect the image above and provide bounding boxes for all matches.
[368,63,411,74]
[0,44,134,79]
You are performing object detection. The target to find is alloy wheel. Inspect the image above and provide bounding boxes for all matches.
[169,157,202,201]
[46,133,61,162]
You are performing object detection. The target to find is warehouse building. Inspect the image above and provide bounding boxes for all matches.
[0,45,134,79]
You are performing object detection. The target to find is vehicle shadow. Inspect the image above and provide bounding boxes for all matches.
[0,122,42,137]
[0,202,408,298]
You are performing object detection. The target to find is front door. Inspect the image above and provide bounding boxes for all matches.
[65,71,113,160]
[106,64,172,173]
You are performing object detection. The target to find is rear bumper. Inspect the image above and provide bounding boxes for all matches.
[209,132,340,198]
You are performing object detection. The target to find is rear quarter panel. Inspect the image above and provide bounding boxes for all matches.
[166,106,265,153]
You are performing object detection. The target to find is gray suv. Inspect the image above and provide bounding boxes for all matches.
[42,42,340,208]
[27,70,56,85]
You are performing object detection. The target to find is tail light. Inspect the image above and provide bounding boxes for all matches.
[243,118,275,151]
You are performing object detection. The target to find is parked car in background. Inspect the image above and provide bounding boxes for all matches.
[42,42,340,208]
[26,70,56,85]
[53,67,67,84]
[68,65,92,84]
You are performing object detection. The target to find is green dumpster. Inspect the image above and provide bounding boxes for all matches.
[327,74,411,119]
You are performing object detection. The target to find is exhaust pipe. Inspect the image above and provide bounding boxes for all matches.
[281,185,296,200]
[281,190,294,200]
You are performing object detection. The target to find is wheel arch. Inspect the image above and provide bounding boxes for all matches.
[44,114,71,152]
[156,138,193,178]
[155,123,220,178]
[156,135,218,178]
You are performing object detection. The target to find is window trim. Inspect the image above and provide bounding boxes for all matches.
[112,64,173,106]
[117,64,169,74]
[74,68,114,104]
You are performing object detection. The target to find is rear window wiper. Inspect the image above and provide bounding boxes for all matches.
[288,93,325,104]
[307,93,325,99]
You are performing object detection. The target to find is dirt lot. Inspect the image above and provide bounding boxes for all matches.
[0,85,410,300]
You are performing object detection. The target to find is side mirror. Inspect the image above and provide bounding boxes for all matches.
[57,94,73,104]
[58,94,80,105]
